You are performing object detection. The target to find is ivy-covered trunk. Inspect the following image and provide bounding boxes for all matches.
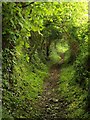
[2,3,16,90]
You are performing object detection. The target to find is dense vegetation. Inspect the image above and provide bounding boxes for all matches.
[2,2,89,119]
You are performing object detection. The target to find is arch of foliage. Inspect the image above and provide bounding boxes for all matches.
[2,2,89,119]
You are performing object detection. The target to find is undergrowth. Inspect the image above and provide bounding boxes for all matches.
[59,65,88,119]
[2,43,49,119]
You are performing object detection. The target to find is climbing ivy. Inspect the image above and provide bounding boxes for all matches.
[2,2,89,119]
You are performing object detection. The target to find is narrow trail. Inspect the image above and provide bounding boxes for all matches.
[37,63,68,120]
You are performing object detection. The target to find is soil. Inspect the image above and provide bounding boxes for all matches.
[36,63,68,120]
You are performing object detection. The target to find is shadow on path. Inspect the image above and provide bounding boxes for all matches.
[37,63,68,120]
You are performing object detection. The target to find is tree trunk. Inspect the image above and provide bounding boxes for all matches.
[46,40,51,60]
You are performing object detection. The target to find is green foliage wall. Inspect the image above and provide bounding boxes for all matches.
[2,2,48,118]
[2,2,89,119]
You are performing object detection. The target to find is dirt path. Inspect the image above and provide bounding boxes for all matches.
[37,63,68,120]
